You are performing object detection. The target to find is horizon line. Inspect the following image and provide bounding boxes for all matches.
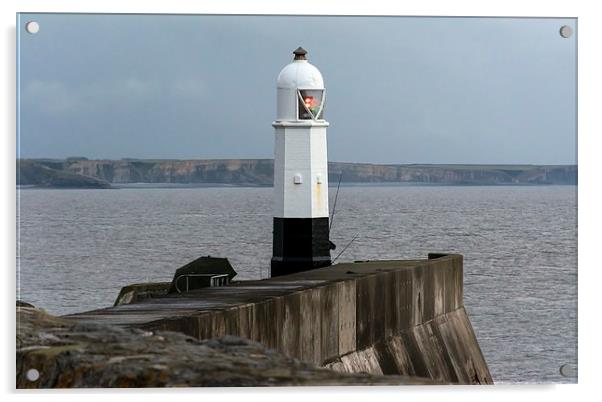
[17,157,577,167]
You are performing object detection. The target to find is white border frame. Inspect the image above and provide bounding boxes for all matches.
[3,1,598,402]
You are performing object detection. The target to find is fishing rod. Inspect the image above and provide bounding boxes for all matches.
[329,172,343,231]
[332,233,359,264]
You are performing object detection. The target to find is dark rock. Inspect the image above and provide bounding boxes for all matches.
[17,306,427,388]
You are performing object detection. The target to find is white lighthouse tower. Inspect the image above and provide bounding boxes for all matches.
[271,47,333,277]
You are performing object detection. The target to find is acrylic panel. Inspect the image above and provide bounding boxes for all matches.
[16,13,577,388]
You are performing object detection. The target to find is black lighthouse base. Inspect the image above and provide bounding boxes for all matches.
[271,217,332,277]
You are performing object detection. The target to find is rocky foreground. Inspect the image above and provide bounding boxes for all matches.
[16,303,435,388]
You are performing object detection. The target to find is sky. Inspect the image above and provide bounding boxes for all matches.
[17,14,577,164]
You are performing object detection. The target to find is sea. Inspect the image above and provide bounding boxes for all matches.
[16,184,577,384]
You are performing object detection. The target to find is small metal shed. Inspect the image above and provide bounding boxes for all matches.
[168,256,237,294]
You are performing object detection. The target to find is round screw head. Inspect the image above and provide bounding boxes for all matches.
[559,25,573,38]
[25,21,40,34]
[559,363,577,378]
[26,368,40,382]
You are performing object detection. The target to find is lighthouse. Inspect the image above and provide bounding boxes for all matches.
[271,47,333,277]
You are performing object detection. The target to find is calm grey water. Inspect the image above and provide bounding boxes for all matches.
[16,185,577,384]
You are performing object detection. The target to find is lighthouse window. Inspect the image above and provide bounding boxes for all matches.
[297,89,325,120]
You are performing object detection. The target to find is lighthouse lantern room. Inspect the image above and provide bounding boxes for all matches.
[271,47,333,277]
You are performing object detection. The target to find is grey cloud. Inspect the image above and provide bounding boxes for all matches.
[18,14,576,164]
[22,75,208,116]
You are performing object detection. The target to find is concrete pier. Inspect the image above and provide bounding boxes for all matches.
[66,253,492,384]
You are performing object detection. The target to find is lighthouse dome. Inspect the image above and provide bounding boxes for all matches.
[277,60,324,90]
[275,47,326,122]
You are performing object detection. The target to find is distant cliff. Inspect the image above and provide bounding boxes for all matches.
[328,162,577,185]
[17,160,112,189]
[17,158,577,188]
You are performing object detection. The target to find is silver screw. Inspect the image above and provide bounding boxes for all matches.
[559,363,577,378]
[26,368,40,382]
[559,25,573,38]
[25,21,40,34]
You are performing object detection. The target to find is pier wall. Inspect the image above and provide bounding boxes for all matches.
[323,307,490,383]
[103,254,492,384]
